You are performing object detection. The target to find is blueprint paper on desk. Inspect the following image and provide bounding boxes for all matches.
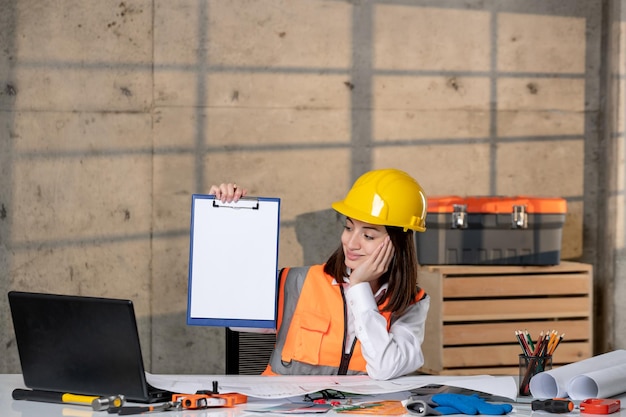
[186,194,281,328]
[529,349,626,400]
[248,402,333,413]
[146,374,518,401]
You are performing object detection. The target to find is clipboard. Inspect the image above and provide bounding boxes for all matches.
[186,194,281,328]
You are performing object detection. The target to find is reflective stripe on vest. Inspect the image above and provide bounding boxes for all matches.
[264,264,425,376]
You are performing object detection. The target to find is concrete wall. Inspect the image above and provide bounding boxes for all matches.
[1,0,622,374]
[613,1,626,353]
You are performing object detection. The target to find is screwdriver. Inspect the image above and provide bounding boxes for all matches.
[531,399,575,413]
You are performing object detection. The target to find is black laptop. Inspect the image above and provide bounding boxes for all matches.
[8,291,173,403]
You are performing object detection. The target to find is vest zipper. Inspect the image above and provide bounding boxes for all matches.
[338,285,356,375]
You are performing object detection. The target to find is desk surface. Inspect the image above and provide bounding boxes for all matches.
[2,374,624,417]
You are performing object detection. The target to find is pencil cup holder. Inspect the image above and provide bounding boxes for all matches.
[518,354,552,397]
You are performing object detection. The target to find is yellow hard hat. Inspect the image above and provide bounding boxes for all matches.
[332,168,427,232]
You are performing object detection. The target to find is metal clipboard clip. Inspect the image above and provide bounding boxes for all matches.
[212,197,259,210]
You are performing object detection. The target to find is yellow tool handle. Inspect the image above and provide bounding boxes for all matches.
[61,393,100,404]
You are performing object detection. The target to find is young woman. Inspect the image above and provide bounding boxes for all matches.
[209,168,430,380]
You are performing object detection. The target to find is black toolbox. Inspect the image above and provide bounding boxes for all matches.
[416,196,567,265]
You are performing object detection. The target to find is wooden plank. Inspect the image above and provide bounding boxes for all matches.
[442,274,591,298]
[442,342,591,368]
[443,319,591,345]
[420,261,592,277]
[418,262,593,375]
[443,297,591,321]
[421,271,443,372]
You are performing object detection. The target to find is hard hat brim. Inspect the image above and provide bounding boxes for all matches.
[331,200,426,232]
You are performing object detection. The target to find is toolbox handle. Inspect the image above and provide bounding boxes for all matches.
[451,204,468,229]
[512,205,528,229]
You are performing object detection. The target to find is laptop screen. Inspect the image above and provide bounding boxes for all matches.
[8,291,159,402]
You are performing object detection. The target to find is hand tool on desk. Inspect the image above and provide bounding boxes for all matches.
[12,388,125,411]
[194,379,248,406]
[406,399,439,416]
[116,393,242,415]
[531,399,575,413]
[116,401,179,415]
[115,380,248,415]
[172,393,235,409]
[580,399,621,415]
[92,395,126,411]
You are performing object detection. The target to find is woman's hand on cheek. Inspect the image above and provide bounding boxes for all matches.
[349,236,394,286]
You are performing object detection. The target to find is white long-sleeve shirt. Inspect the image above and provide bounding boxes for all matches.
[343,281,430,380]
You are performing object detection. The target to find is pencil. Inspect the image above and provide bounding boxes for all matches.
[516,330,531,356]
[515,331,523,354]
[549,333,564,355]
[538,331,550,356]
[546,330,553,349]
[531,331,544,356]
[525,330,535,353]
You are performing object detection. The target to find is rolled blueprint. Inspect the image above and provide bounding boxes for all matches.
[567,363,626,400]
[529,350,626,398]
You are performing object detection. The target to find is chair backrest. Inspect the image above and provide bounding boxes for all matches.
[225,329,275,375]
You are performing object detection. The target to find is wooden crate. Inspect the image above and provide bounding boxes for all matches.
[418,261,593,375]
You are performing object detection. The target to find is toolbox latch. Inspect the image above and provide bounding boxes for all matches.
[451,204,468,229]
[512,205,528,229]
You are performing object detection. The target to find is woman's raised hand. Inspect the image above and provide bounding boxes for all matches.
[208,183,248,203]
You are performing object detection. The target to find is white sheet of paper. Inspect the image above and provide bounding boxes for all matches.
[188,196,280,323]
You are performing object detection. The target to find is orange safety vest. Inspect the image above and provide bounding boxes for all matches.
[263,264,426,376]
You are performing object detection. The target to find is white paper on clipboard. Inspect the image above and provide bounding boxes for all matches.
[187,194,280,328]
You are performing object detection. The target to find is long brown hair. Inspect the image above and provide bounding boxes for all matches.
[323,226,419,315]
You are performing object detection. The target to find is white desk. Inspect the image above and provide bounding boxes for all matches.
[2,374,625,417]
